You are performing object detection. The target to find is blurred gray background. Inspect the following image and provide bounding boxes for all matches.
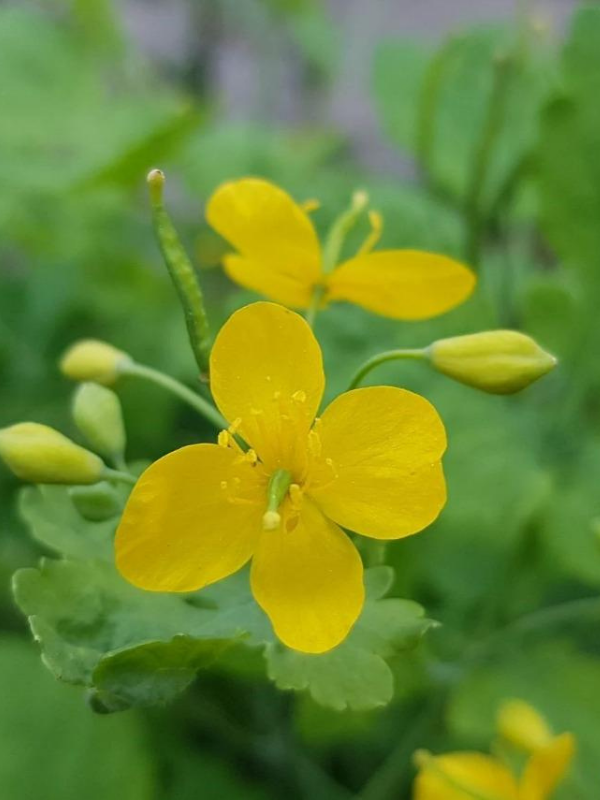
[121,0,577,169]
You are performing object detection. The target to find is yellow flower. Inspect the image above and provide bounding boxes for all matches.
[205,178,475,319]
[115,302,447,653]
[413,700,575,800]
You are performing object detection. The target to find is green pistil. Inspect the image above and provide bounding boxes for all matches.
[263,469,293,531]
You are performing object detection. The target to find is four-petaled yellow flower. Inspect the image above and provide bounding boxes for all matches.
[115,302,447,653]
[413,699,575,800]
[205,178,476,319]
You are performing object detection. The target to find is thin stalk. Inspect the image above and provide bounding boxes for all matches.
[121,361,227,430]
[103,468,137,486]
[463,52,514,268]
[147,170,212,375]
[416,35,461,186]
[464,596,600,665]
[349,349,428,390]
[305,285,326,329]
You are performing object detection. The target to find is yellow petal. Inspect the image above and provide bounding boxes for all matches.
[497,699,553,752]
[210,302,325,474]
[250,497,364,653]
[223,255,315,308]
[115,444,265,592]
[206,178,322,308]
[414,752,520,800]
[309,387,447,540]
[326,250,476,320]
[519,733,575,800]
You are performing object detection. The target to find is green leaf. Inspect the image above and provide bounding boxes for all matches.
[266,566,435,711]
[92,636,229,710]
[0,636,153,800]
[19,485,116,560]
[12,558,221,686]
[14,481,434,713]
[538,7,600,283]
[374,25,553,208]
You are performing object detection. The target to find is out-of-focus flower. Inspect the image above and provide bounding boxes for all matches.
[116,302,447,654]
[206,178,475,320]
[413,699,575,800]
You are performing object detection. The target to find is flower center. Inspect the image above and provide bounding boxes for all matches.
[262,468,293,531]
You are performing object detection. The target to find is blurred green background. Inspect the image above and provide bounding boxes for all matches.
[1,0,600,798]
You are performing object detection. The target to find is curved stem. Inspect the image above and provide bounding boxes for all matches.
[103,468,137,486]
[464,51,514,268]
[349,349,428,390]
[464,596,600,665]
[321,191,369,275]
[121,362,227,430]
[305,285,325,329]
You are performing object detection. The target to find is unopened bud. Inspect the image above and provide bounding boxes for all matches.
[0,423,104,485]
[69,482,121,522]
[428,331,557,394]
[72,383,126,461]
[60,340,131,385]
[497,699,553,752]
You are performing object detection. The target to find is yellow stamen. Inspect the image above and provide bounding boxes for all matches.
[357,210,383,256]
[301,199,320,213]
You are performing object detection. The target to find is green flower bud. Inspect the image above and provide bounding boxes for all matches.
[0,423,104,484]
[60,340,131,385]
[69,482,122,522]
[428,330,557,394]
[72,383,126,461]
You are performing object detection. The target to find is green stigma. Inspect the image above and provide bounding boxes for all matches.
[262,468,293,531]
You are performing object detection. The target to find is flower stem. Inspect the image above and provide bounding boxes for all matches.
[120,361,227,430]
[305,285,326,329]
[463,51,514,268]
[349,349,428,390]
[103,468,137,486]
[147,169,212,375]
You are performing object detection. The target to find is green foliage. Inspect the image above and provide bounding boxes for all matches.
[14,486,429,714]
[2,1,600,798]
[0,636,153,800]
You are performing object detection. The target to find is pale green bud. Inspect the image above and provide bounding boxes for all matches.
[69,482,121,522]
[428,330,557,394]
[60,340,131,385]
[72,383,126,461]
[0,423,104,484]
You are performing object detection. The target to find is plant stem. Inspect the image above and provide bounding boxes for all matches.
[463,51,514,268]
[464,596,600,665]
[305,285,325,329]
[121,361,227,430]
[349,349,428,390]
[103,468,137,486]
[416,35,461,187]
[147,169,212,375]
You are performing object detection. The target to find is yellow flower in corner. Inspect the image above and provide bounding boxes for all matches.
[413,699,575,800]
[205,178,475,319]
[115,302,447,653]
